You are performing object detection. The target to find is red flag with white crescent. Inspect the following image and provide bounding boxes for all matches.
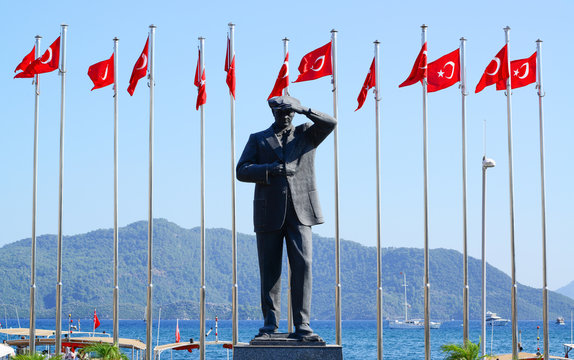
[496,52,536,90]
[195,49,206,110]
[268,52,289,100]
[127,37,149,96]
[399,42,427,88]
[427,48,460,93]
[355,58,376,111]
[475,44,509,93]
[14,46,35,77]
[93,309,101,329]
[88,54,114,91]
[26,37,60,75]
[224,35,236,99]
[294,42,332,83]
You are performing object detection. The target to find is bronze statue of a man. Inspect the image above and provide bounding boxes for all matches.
[236,96,336,338]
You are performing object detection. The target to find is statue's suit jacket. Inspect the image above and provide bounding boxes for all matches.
[236,109,336,232]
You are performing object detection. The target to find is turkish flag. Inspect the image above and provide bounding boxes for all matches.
[195,50,206,110]
[294,41,332,83]
[475,44,509,93]
[268,52,289,100]
[427,48,460,93]
[14,46,35,75]
[26,37,60,75]
[88,54,114,91]
[355,58,376,111]
[127,37,149,96]
[496,52,536,90]
[93,309,100,330]
[175,320,181,343]
[399,42,427,88]
[224,36,236,99]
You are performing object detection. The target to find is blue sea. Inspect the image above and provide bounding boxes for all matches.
[2,319,572,359]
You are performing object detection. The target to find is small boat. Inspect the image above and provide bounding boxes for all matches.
[486,311,510,326]
[389,272,441,329]
[389,319,441,329]
[556,316,565,325]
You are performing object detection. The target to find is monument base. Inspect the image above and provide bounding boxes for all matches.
[233,344,343,360]
[234,333,343,360]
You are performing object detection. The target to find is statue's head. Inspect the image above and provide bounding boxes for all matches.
[268,96,299,129]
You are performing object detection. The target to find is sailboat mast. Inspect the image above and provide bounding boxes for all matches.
[403,272,408,322]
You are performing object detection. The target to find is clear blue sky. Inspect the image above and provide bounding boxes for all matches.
[1,0,573,292]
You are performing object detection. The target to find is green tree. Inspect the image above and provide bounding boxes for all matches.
[79,344,128,360]
[13,354,62,360]
[440,339,482,360]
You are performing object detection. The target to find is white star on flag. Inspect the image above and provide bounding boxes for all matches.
[437,69,444,77]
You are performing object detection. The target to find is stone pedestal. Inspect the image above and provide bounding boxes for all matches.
[233,333,343,360]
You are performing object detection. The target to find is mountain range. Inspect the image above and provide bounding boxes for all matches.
[0,219,572,321]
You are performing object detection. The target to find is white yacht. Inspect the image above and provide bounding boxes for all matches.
[389,272,441,329]
[486,311,510,326]
[556,316,565,325]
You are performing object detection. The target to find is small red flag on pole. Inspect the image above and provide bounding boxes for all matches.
[399,42,427,88]
[427,48,460,93]
[224,35,236,99]
[14,46,35,76]
[93,309,100,330]
[88,54,114,91]
[195,49,206,109]
[268,53,289,100]
[294,42,332,83]
[127,37,149,96]
[355,58,376,111]
[475,44,509,93]
[496,52,536,90]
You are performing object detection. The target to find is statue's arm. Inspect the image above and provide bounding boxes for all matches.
[236,134,270,184]
[304,108,337,146]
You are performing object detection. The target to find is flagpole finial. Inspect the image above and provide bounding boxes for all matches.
[504,26,511,32]
[149,24,157,29]
[228,22,235,27]
[60,24,68,28]
[283,37,289,42]
[536,39,543,43]
[331,29,338,34]
[35,35,42,39]
[374,40,380,44]
[421,24,428,30]
[460,37,466,42]
[199,36,205,40]
[113,37,119,42]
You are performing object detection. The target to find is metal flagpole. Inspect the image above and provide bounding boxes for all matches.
[198,36,206,360]
[481,152,496,358]
[460,36,469,343]
[146,24,156,360]
[156,307,161,350]
[536,39,549,360]
[228,23,239,346]
[112,35,120,346]
[55,24,68,356]
[421,24,431,360]
[283,38,290,96]
[29,34,41,355]
[330,29,342,346]
[503,26,519,360]
[374,39,383,360]
[282,36,294,334]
